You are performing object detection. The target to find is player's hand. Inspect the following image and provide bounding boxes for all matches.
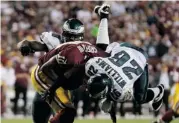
[41,89,55,104]
[18,40,35,56]
[19,45,34,56]
[94,4,110,19]
[99,98,113,113]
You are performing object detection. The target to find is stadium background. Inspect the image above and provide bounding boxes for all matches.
[1,1,179,123]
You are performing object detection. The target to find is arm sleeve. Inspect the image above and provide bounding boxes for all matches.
[29,41,48,52]
[17,40,48,52]
[40,32,61,50]
[96,18,109,51]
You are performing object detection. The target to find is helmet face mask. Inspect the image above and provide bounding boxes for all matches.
[62,31,84,42]
[62,18,84,42]
[89,86,109,99]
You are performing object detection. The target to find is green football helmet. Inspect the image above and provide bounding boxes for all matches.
[62,18,84,42]
[87,74,112,99]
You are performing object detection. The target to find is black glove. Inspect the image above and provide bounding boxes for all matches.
[94,4,110,20]
[20,45,34,56]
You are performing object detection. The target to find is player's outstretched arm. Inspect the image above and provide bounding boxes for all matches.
[109,102,117,123]
[17,39,48,56]
[40,56,67,103]
[95,4,110,51]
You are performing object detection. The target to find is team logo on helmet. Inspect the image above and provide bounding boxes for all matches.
[63,18,84,34]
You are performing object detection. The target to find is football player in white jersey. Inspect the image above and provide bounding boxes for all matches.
[17,18,84,123]
[86,4,165,117]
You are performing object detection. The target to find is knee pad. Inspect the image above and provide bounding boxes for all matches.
[50,108,76,123]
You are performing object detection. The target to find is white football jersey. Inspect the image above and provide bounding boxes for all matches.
[39,32,62,51]
[86,42,147,102]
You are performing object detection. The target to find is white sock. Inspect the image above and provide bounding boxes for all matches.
[96,18,109,45]
[148,87,160,100]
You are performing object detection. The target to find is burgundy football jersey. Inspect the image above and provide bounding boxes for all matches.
[38,41,108,89]
[38,41,107,66]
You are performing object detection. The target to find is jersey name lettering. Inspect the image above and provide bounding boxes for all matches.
[77,44,97,53]
[96,58,126,88]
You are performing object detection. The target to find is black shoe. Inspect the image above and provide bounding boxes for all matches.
[153,120,159,123]
[152,84,164,111]
[153,119,166,123]
[153,121,158,123]
[94,4,110,19]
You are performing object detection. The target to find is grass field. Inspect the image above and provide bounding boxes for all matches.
[1,119,179,123]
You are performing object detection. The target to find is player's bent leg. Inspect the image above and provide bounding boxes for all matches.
[50,107,76,123]
[133,65,149,104]
[31,66,55,123]
[154,83,179,123]
[147,84,164,111]
[31,66,75,123]
[49,87,75,123]
[50,87,73,111]
[153,109,179,123]
[161,109,179,123]
[32,92,52,123]
[133,65,164,111]
[140,84,164,111]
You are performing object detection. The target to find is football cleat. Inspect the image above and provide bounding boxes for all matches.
[152,84,164,111]
[94,4,110,19]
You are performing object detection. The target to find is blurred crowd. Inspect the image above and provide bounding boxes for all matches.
[1,1,179,117]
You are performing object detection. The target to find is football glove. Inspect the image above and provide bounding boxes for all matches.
[94,4,110,19]
[99,98,113,113]
[19,40,35,56]
[20,45,34,56]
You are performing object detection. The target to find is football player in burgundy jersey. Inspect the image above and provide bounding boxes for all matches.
[17,4,109,123]
[18,18,85,123]
[38,5,111,123]
[31,41,108,123]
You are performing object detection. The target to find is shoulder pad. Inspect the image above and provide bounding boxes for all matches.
[40,32,62,51]
[51,32,61,40]
[106,42,119,53]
